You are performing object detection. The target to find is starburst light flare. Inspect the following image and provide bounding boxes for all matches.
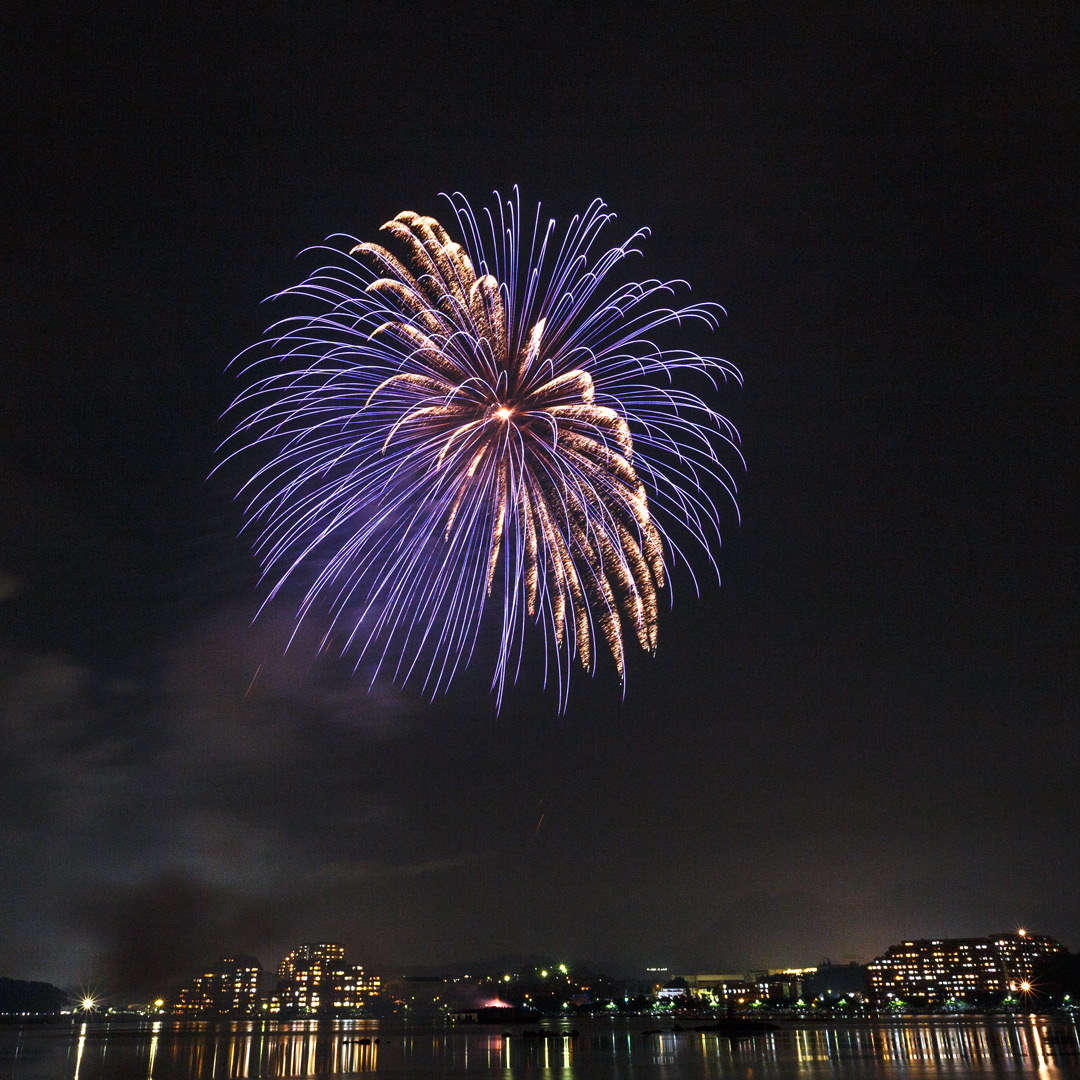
[222,191,742,708]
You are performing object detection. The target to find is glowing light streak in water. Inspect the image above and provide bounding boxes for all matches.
[73,1023,86,1080]
[2,1017,1076,1078]
[223,191,742,707]
[147,1020,160,1078]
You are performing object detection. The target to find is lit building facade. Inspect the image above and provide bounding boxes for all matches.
[867,931,1062,1006]
[175,956,262,1015]
[680,969,815,1006]
[271,942,380,1015]
[277,942,345,982]
[755,968,816,1003]
[991,932,1061,988]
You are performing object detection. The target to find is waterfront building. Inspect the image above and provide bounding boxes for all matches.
[271,942,380,1014]
[991,931,1062,988]
[276,942,345,982]
[679,974,761,1005]
[679,969,815,1006]
[175,956,261,1015]
[754,968,817,1003]
[867,930,1062,1006]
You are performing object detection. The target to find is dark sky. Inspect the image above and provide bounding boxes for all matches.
[3,2,1078,996]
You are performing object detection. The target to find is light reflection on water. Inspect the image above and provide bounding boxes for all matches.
[0,1016,1077,1079]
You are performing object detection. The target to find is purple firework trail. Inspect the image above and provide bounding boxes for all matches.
[222,191,742,709]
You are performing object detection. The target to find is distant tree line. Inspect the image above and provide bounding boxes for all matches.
[0,978,69,1014]
[1033,950,1080,1000]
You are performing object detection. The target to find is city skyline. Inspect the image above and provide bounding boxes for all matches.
[4,925,1073,1009]
[3,4,1077,996]
[4,926,1076,1020]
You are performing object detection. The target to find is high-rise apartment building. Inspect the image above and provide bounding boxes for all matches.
[175,956,262,1015]
[277,942,346,982]
[867,930,1062,1006]
[271,942,380,1014]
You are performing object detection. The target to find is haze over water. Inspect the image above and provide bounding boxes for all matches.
[2,1016,1078,1079]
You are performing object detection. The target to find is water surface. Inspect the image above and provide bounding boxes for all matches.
[2,1015,1077,1079]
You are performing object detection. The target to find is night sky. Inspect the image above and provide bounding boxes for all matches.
[3,3,1078,997]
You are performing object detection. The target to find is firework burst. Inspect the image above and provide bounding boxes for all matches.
[222,191,742,708]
